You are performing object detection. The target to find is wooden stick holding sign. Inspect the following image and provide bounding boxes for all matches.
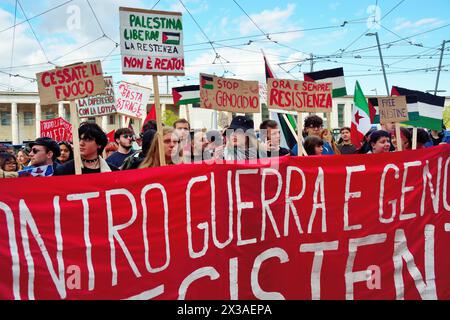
[152,75,166,166]
[69,101,83,175]
[297,113,307,156]
[412,127,418,150]
[395,123,403,152]
[36,60,106,175]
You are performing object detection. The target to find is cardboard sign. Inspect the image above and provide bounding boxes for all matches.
[36,61,106,105]
[40,117,73,142]
[378,96,409,124]
[0,145,449,300]
[76,76,116,118]
[267,78,333,113]
[199,73,260,113]
[119,7,184,75]
[116,81,151,119]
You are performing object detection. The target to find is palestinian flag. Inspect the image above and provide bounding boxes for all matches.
[172,85,200,106]
[391,86,444,130]
[369,95,419,124]
[162,32,180,45]
[304,67,347,97]
[200,74,213,90]
[263,51,297,149]
[351,81,372,148]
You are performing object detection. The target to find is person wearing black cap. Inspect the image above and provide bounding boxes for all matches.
[28,137,61,175]
[218,116,258,161]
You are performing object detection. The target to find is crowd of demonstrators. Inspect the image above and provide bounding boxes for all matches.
[2,112,450,179]
[55,122,118,175]
[57,141,73,164]
[106,127,135,168]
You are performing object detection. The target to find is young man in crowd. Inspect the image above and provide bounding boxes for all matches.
[292,115,334,155]
[173,118,191,161]
[337,127,357,154]
[27,137,61,176]
[55,122,118,175]
[259,120,291,157]
[106,127,135,168]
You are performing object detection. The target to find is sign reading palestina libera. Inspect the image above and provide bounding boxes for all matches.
[199,73,260,113]
[36,60,106,105]
[267,78,332,113]
[119,7,184,76]
[76,76,116,118]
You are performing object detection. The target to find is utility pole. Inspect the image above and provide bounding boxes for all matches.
[434,40,449,95]
[367,32,389,95]
[310,53,314,72]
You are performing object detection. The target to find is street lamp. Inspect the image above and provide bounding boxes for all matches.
[371,88,378,96]
[366,32,390,96]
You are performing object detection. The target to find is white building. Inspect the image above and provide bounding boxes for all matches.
[0,91,449,144]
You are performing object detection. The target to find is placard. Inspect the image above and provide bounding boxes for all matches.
[116,81,152,119]
[40,117,73,142]
[76,76,116,118]
[119,7,184,75]
[378,96,409,124]
[267,78,332,113]
[36,61,105,105]
[199,73,260,113]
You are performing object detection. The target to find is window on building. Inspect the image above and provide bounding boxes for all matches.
[338,104,345,128]
[109,115,116,125]
[1,112,11,126]
[87,117,96,123]
[24,112,34,126]
[45,110,56,120]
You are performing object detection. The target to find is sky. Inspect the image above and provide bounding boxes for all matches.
[0,0,449,97]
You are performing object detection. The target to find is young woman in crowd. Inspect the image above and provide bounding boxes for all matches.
[0,153,18,172]
[16,147,31,169]
[139,127,182,168]
[304,136,324,156]
[320,129,341,155]
[57,141,74,164]
[368,130,392,154]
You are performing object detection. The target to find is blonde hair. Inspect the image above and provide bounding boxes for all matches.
[139,127,181,168]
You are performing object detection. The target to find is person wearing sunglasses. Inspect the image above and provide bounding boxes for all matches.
[26,137,61,176]
[106,128,135,168]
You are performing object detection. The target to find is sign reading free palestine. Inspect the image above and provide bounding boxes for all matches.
[119,7,184,76]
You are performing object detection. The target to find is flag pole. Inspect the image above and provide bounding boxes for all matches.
[152,75,166,166]
[412,127,417,150]
[395,123,403,152]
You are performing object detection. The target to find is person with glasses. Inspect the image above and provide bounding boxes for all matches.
[55,122,118,175]
[139,127,182,168]
[0,153,18,172]
[292,115,335,156]
[26,137,61,176]
[106,128,135,168]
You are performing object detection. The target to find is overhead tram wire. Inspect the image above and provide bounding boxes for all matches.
[178,0,229,75]
[17,0,54,66]
[0,0,74,34]
[86,0,118,45]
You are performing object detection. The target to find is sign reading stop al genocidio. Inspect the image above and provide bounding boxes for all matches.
[267,78,333,113]
[76,76,116,118]
[199,73,260,113]
[119,7,184,76]
[36,61,106,105]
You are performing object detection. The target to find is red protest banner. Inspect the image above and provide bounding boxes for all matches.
[267,78,333,113]
[40,117,73,142]
[0,145,449,300]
